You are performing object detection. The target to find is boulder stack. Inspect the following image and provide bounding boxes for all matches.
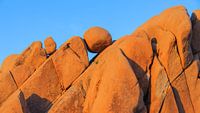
[0,5,200,113]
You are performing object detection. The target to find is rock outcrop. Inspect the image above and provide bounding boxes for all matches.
[0,5,200,113]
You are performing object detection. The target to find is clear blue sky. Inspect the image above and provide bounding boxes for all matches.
[0,0,199,64]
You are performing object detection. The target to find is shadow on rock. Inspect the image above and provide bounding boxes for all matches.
[172,87,185,113]
[26,93,52,113]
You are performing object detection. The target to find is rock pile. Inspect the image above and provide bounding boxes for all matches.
[0,5,200,113]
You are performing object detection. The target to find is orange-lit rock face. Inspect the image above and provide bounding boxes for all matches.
[81,48,146,113]
[149,57,170,113]
[0,72,17,104]
[20,59,62,113]
[10,41,47,87]
[113,35,153,95]
[135,6,193,69]
[184,55,200,113]
[84,26,112,53]
[0,90,30,113]
[52,36,89,89]
[1,5,200,113]
[47,85,85,113]
[44,36,57,55]
[1,54,18,73]
[49,47,147,113]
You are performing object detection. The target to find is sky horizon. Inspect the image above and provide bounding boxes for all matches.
[0,0,199,65]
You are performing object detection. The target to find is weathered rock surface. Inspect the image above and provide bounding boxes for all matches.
[81,48,146,113]
[11,41,47,86]
[185,55,200,113]
[0,71,17,104]
[1,54,18,73]
[48,47,146,113]
[113,35,153,95]
[48,85,85,113]
[84,26,112,53]
[0,90,30,113]
[44,36,57,55]
[20,59,62,113]
[0,5,200,113]
[149,57,170,113]
[134,6,193,69]
[52,36,89,89]
[159,87,179,113]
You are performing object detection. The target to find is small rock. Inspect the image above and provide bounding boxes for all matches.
[44,36,57,55]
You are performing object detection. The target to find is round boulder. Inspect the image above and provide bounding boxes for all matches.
[83,26,112,53]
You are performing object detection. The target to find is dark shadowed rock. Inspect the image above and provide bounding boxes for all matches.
[191,10,200,53]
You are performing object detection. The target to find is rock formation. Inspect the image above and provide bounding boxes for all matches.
[44,36,57,55]
[0,5,200,113]
[83,26,112,53]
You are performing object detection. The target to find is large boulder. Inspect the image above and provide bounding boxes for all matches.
[114,35,153,75]
[157,6,193,68]
[82,48,146,113]
[52,36,89,89]
[137,26,183,82]
[11,41,47,86]
[134,6,193,69]
[113,35,153,95]
[48,47,146,113]
[83,26,112,53]
[20,59,62,113]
